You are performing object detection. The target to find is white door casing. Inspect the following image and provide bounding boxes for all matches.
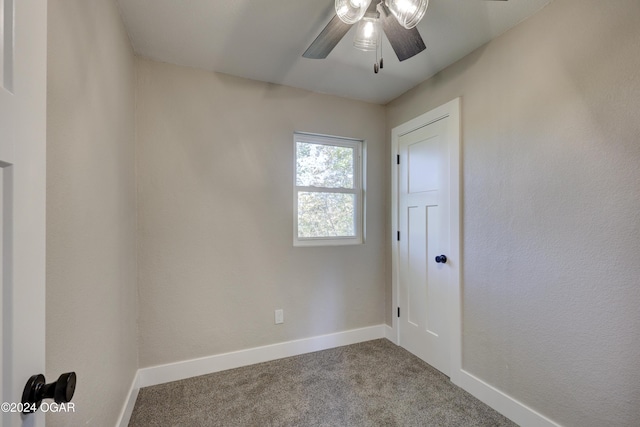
[1,0,47,426]
[391,98,461,383]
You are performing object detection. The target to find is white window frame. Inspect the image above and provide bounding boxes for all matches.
[293,132,365,247]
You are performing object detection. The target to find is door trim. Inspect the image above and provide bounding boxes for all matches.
[1,0,47,426]
[390,97,461,384]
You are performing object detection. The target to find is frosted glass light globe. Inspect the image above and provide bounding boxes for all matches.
[385,0,428,29]
[335,0,372,24]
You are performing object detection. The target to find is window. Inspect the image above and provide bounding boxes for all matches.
[294,132,364,246]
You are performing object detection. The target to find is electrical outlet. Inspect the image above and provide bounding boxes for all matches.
[275,309,284,324]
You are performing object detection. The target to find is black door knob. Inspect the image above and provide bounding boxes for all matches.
[21,372,76,413]
[435,255,447,264]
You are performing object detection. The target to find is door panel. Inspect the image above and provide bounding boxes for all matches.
[0,168,4,408]
[1,0,47,425]
[407,205,427,328]
[398,117,451,376]
[408,136,440,193]
[0,0,13,417]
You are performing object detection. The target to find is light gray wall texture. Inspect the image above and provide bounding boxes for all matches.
[43,0,640,425]
[46,1,138,426]
[135,59,387,367]
[387,0,640,426]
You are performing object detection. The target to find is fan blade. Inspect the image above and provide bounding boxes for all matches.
[378,3,426,62]
[303,15,353,59]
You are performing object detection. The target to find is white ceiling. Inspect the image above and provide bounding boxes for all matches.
[117,0,552,104]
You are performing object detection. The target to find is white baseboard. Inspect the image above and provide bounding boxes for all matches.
[116,373,140,427]
[384,324,395,342]
[116,324,387,426]
[137,324,387,388]
[116,324,561,427]
[454,369,562,427]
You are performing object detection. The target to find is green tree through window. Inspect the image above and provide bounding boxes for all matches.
[294,133,364,246]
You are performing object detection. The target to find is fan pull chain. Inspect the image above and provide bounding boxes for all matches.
[374,26,383,74]
[379,30,384,69]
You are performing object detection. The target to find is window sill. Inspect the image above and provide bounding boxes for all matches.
[293,237,363,247]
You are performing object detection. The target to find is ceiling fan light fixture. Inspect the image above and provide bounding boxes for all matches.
[353,16,380,51]
[335,0,372,24]
[385,0,428,29]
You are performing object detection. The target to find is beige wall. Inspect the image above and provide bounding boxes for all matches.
[44,0,640,424]
[135,59,387,367]
[46,1,137,426]
[387,0,640,425]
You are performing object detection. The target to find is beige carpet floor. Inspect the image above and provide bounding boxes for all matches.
[129,339,517,426]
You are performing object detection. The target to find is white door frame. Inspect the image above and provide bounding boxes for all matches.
[1,0,47,426]
[390,98,461,384]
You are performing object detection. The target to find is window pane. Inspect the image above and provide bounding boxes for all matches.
[297,192,356,238]
[296,142,354,188]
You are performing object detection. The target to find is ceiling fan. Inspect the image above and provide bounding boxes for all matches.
[303,0,507,73]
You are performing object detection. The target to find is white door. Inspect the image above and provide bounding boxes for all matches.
[1,0,47,426]
[398,118,450,375]
[394,99,460,379]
